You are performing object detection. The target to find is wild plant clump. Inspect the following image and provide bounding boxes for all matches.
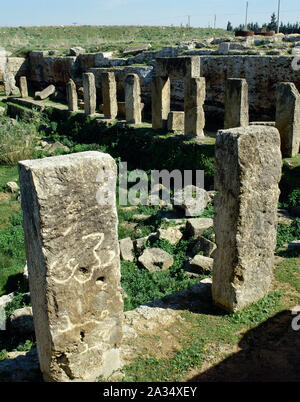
[0,113,42,165]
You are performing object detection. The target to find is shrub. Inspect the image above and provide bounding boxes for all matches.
[0,117,40,165]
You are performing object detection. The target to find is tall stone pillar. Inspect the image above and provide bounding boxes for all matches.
[125,73,142,124]
[224,78,249,129]
[83,73,96,115]
[212,126,282,312]
[66,79,78,112]
[102,72,118,119]
[20,76,28,98]
[275,82,300,157]
[152,76,170,130]
[184,77,206,137]
[18,151,123,382]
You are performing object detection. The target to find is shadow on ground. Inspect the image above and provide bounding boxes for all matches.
[187,309,300,382]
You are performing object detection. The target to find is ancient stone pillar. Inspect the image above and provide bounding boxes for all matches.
[212,126,282,312]
[152,76,170,130]
[125,73,142,124]
[66,79,78,112]
[18,151,123,382]
[184,77,206,137]
[83,73,96,115]
[20,76,28,98]
[224,78,249,129]
[167,111,184,133]
[101,72,118,119]
[275,82,300,157]
[3,72,20,96]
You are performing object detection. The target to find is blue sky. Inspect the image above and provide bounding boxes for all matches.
[1,0,299,29]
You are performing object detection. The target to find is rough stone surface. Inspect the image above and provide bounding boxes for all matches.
[167,111,184,132]
[8,307,34,335]
[101,72,118,119]
[35,85,55,100]
[3,72,20,96]
[186,218,214,238]
[189,255,214,273]
[6,181,19,193]
[192,236,217,258]
[20,76,28,98]
[275,82,300,157]
[119,237,134,262]
[69,47,85,56]
[0,292,14,309]
[157,227,183,245]
[18,151,123,382]
[123,44,151,56]
[224,78,249,129]
[83,72,96,115]
[66,79,78,112]
[173,186,209,217]
[152,76,170,130]
[212,126,282,312]
[138,248,174,272]
[156,57,200,79]
[184,77,205,137]
[125,73,142,124]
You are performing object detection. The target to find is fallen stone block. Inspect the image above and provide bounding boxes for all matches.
[35,85,56,100]
[138,248,174,272]
[157,227,183,245]
[189,255,213,273]
[192,236,217,258]
[186,218,214,238]
[119,237,134,262]
[8,307,34,335]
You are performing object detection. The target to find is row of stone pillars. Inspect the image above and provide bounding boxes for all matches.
[17,73,300,156]
[73,72,142,124]
[224,77,300,158]
[18,120,282,381]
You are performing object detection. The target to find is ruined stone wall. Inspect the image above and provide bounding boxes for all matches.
[89,66,153,106]
[3,52,300,120]
[200,56,300,118]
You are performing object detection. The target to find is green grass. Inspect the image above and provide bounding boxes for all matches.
[0,25,232,56]
[275,258,300,293]
[122,290,284,381]
[0,210,27,296]
[121,236,201,312]
[276,218,300,251]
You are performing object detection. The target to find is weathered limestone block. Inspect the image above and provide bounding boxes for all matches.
[212,126,282,312]
[275,82,300,157]
[184,77,206,137]
[83,73,96,115]
[167,111,184,132]
[152,76,170,130]
[18,151,123,382]
[35,85,55,100]
[20,76,28,98]
[66,79,78,112]
[138,248,174,272]
[101,72,118,119]
[3,72,20,96]
[156,57,200,78]
[125,73,142,124]
[224,78,249,129]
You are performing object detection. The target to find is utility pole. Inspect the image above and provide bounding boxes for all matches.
[245,1,248,30]
[277,0,281,33]
[214,14,216,29]
[187,15,191,28]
